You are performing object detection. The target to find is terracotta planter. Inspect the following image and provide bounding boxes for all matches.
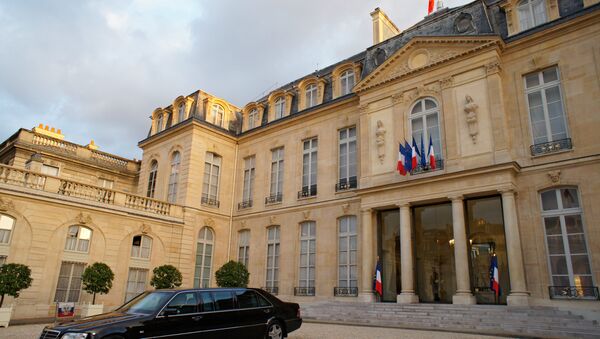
[80,304,104,318]
[0,306,13,328]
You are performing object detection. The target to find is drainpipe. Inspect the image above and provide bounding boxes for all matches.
[226,141,239,261]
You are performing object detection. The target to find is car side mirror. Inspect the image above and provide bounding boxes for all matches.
[161,307,179,317]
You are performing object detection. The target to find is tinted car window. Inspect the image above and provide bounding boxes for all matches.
[256,292,271,307]
[117,291,173,314]
[236,290,259,309]
[165,292,197,314]
[199,292,215,312]
[212,291,235,311]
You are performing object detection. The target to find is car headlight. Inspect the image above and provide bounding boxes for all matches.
[61,333,89,339]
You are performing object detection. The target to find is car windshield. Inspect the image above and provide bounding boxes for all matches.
[116,291,173,314]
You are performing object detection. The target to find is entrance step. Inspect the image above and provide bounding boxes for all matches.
[300,302,600,338]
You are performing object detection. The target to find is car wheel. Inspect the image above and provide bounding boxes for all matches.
[266,321,284,339]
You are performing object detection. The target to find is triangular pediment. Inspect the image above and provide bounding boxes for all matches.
[355,36,503,93]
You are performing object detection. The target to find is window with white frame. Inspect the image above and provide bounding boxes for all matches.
[41,164,59,176]
[65,226,92,253]
[125,268,148,302]
[178,103,186,123]
[340,70,355,96]
[98,178,114,189]
[238,229,250,267]
[305,84,317,108]
[338,216,358,289]
[202,152,221,206]
[338,127,357,190]
[301,138,318,197]
[242,156,255,207]
[194,227,214,288]
[248,109,259,129]
[54,262,85,303]
[266,226,280,291]
[410,98,442,162]
[299,221,316,290]
[0,214,15,244]
[269,148,284,202]
[131,235,152,259]
[156,114,164,133]
[524,67,568,146]
[147,160,158,198]
[541,187,595,298]
[211,104,225,127]
[518,0,547,31]
[167,152,181,203]
[275,97,285,119]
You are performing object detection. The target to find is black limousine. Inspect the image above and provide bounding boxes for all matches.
[40,288,302,339]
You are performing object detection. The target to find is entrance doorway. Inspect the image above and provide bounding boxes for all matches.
[377,210,401,302]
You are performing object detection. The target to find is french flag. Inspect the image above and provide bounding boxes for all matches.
[374,260,383,296]
[428,0,435,14]
[411,137,418,170]
[404,140,413,173]
[428,135,436,170]
[490,255,500,298]
[397,143,406,176]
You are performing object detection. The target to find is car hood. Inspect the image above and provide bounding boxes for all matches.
[48,312,148,332]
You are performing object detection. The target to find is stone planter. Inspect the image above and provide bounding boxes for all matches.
[80,304,104,318]
[0,305,13,328]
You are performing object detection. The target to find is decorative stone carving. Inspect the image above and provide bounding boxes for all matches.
[455,13,475,33]
[375,120,386,164]
[486,61,501,75]
[547,170,561,184]
[464,95,479,144]
[359,104,369,114]
[140,223,152,234]
[204,217,215,227]
[342,203,351,215]
[240,220,247,228]
[302,211,310,220]
[0,197,15,212]
[76,212,93,225]
[392,93,404,104]
[440,76,454,89]
[269,215,277,225]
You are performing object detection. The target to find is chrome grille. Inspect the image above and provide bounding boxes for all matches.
[39,329,61,339]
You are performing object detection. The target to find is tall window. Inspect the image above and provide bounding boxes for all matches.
[299,221,316,290]
[338,127,357,190]
[525,67,568,145]
[275,97,285,119]
[340,70,355,96]
[242,156,255,207]
[269,148,284,202]
[301,138,318,197]
[338,216,358,289]
[156,114,164,133]
[518,0,547,31]
[98,178,114,189]
[248,109,259,129]
[65,226,92,253]
[131,235,152,259]
[202,152,221,206]
[55,262,85,302]
[266,226,280,292]
[410,98,442,161]
[0,214,15,244]
[211,104,225,127]
[541,187,594,298]
[167,152,181,203]
[147,160,158,198]
[178,103,186,123]
[125,268,148,302]
[238,229,250,267]
[305,84,317,108]
[194,227,214,288]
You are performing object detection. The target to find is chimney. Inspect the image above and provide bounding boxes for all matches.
[370,7,400,45]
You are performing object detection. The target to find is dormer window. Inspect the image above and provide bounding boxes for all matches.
[156,114,164,132]
[306,84,318,108]
[340,70,355,96]
[275,97,285,119]
[518,0,547,31]
[211,104,225,127]
[178,103,186,123]
[248,109,259,129]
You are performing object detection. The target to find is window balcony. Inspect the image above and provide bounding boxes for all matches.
[265,193,282,205]
[333,287,358,297]
[201,196,220,208]
[411,158,444,175]
[530,138,572,156]
[294,287,315,296]
[237,200,253,210]
[548,286,599,300]
[298,185,317,199]
[335,176,357,192]
[262,286,278,295]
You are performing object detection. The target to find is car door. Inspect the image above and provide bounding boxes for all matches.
[143,291,200,338]
[234,290,272,338]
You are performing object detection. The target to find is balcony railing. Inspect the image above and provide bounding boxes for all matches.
[262,286,278,295]
[333,287,358,297]
[548,286,599,300]
[297,185,317,199]
[201,197,220,208]
[335,176,357,192]
[294,287,315,296]
[411,158,444,175]
[265,193,282,205]
[59,180,115,204]
[237,200,253,210]
[531,138,572,156]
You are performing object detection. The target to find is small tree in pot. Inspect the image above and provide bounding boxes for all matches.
[215,261,249,288]
[0,263,32,327]
[150,265,182,289]
[82,263,114,304]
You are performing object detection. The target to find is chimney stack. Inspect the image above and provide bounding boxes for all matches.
[370,8,400,45]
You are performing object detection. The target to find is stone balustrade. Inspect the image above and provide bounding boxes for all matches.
[90,150,129,168]
[58,179,116,204]
[31,133,78,154]
[0,164,47,190]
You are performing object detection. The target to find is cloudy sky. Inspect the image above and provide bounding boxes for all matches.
[0,0,471,159]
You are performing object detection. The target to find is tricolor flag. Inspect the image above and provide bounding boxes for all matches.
[411,137,419,170]
[397,143,407,176]
[420,134,427,168]
[374,260,383,296]
[428,135,436,169]
[428,0,435,14]
[404,140,413,173]
[490,255,500,298]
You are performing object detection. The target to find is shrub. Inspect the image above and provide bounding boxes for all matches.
[150,265,182,289]
[0,263,33,308]
[215,261,249,288]
[81,262,114,304]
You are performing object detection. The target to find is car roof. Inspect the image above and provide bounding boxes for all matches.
[153,287,264,293]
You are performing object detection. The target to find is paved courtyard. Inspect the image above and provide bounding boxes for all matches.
[0,322,510,339]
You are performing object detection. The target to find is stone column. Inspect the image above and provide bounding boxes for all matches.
[501,189,530,306]
[359,208,375,302]
[397,203,419,303]
[450,195,476,304]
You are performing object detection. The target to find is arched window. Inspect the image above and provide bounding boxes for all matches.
[248,109,259,129]
[0,214,16,244]
[131,235,152,259]
[410,98,442,162]
[238,229,250,266]
[518,0,547,31]
[65,225,92,253]
[274,97,285,119]
[146,160,158,198]
[194,227,214,288]
[298,221,316,293]
[167,152,181,203]
[338,216,357,290]
[340,70,355,96]
[178,103,186,123]
[265,226,280,293]
[156,114,164,133]
[211,104,225,127]
[305,84,317,109]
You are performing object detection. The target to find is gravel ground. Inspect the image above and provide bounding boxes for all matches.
[0,322,509,338]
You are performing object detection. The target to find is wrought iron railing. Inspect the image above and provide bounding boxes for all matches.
[238,200,253,210]
[294,287,315,296]
[298,185,317,199]
[548,286,599,300]
[411,159,444,175]
[334,287,358,297]
[530,138,572,156]
[201,196,220,208]
[265,193,283,205]
[335,176,357,192]
[262,286,279,295]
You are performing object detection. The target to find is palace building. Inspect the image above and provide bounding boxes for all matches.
[0,0,599,320]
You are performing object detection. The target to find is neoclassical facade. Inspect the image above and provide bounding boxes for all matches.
[1,0,599,320]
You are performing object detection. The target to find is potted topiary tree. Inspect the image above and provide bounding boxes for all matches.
[0,263,33,327]
[215,261,249,287]
[150,265,182,289]
[81,262,114,317]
